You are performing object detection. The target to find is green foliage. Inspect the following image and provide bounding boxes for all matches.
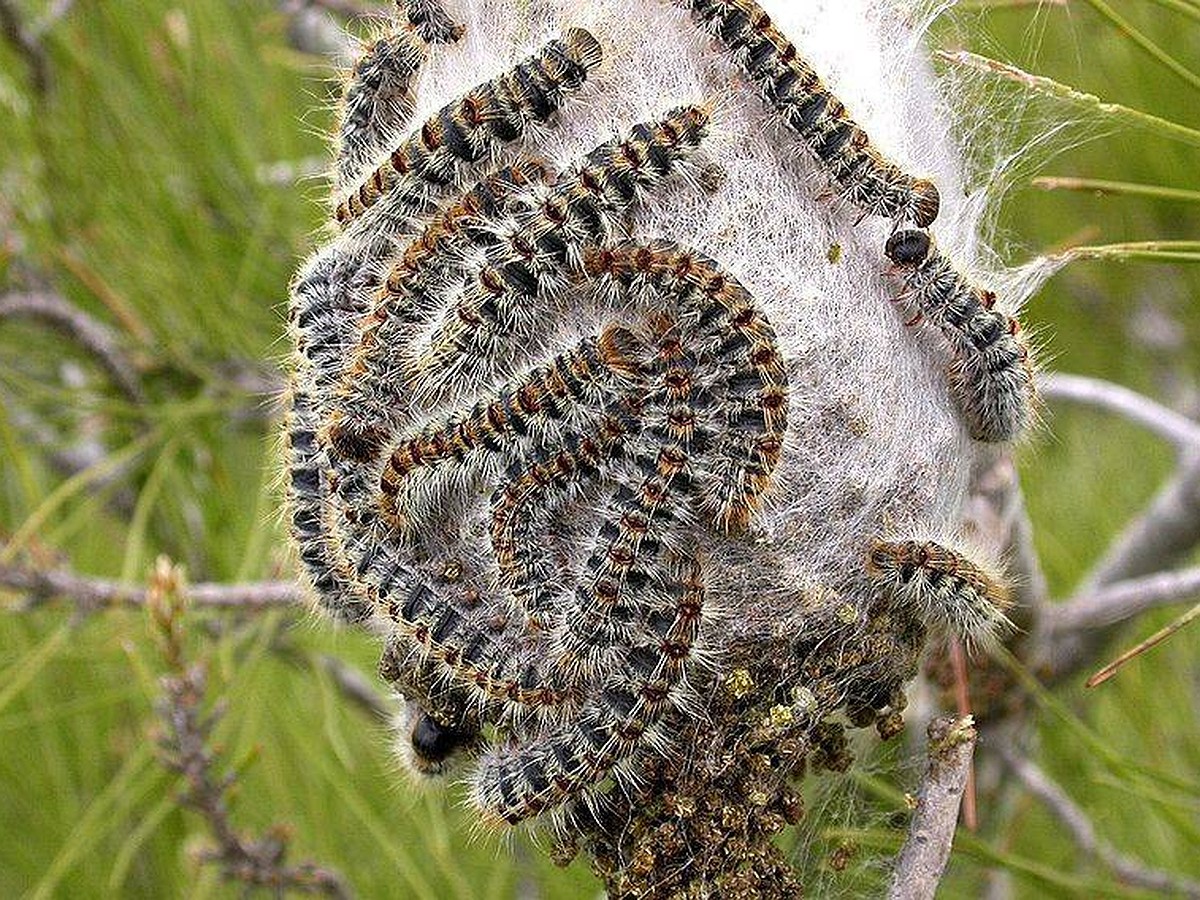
[0,0,1197,896]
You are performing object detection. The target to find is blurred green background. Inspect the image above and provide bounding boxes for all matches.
[1,1,1197,896]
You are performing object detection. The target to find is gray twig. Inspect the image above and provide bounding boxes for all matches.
[1035,454,1200,679]
[1,560,304,612]
[0,0,50,93]
[1044,566,1200,635]
[1029,374,1200,679]
[1079,452,1200,593]
[998,748,1200,899]
[315,653,393,719]
[0,291,145,401]
[1040,373,1200,450]
[1007,484,1050,614]
[148,561,351,898]
[963,448,1050,614]
[887,716,977,900]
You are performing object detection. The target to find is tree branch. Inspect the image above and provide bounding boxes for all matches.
[0,291,145,401]
[1,560,304,612]
[964,448,1050,615]
[887,716,977,900]
[1039,373,1200,450]
[0,0,50,93]
[998,748,1200,899]
[1078,452,1200,593]
[1044,565,1200,635]
[1030,454,1200,680]
[147,560,350,898]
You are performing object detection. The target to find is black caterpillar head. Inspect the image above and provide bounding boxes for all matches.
[398,705,478,777]
[885,230,931,268]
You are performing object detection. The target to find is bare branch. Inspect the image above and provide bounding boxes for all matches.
[1007,485,1050,614]
[315,653,393,719]
[1039,373,1200,450]
[887,716,977,900]
[1,560,304,612]
[1045,566,1200,635]
[0,291,145,401]
[997,381,1200,682]
[998,748,1200,898]
[963,449,1050,614]
[1079,453,1200,593]
[1030,454,1200,678]
[0,0,50,93]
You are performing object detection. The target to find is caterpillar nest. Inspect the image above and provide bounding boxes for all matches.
[283,0,1034,894]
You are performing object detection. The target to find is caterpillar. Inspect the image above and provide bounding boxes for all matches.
[884,229,1034,443]
[377,329,645,529]
[584,241,789,532]
[867,538,1013,648]
[403,105,712,399]
[685,0,940,227]
[333,1,464,193]
[334,29,603,227]
[471,553,706,825]
[325,160,554,472]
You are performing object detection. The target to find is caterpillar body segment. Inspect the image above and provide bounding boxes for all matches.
[490,413,639,626]
[471,554,706,825]
[335,2,466,199]
[285,385,368,622]
[334,29,603,228]
[323,160,553,478]
[366,546,585,711]
[548,348,709,682]
[867,538,1013,648]
[685,0,939,227]
[584,241,789,533]
[377,328,647,529]
[335,33,424,194]
[884,230,1035,443]
[402,0,464,46]
[286,247,385,623]
[405,106,712,396]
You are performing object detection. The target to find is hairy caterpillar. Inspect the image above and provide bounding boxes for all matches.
[867,538,1013,648]
[884,230,1034,443]
[333,0,464,192]
[685,0,940,226]
[334,29,602,226]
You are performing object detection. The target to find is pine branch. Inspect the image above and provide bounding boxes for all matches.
[0,290,146,401]
[148,559,351,898]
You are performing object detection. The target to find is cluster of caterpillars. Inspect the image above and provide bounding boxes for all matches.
[285,0,1028,827]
